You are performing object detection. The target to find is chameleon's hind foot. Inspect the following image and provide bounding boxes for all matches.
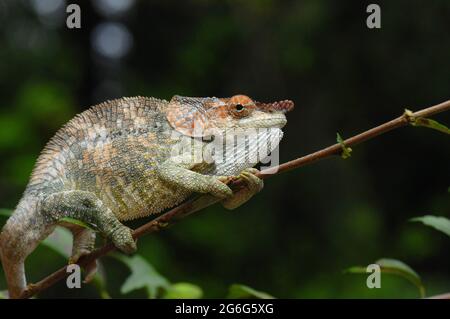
[62,225,98,282]
[111,226,137,255]
[69,249,91,265]
[68,250,98,284]
[69,232,95,264]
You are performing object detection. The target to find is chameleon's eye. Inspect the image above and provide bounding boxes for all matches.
[230,103,251,118]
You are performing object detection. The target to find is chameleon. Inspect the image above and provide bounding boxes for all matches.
[0,94,294,298]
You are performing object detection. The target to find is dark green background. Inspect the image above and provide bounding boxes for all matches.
[0,0,449,298]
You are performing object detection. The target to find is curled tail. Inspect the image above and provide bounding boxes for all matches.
[0,194,55,298]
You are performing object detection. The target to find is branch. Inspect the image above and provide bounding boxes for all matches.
[427,292,450,299]
[20,99,450,299]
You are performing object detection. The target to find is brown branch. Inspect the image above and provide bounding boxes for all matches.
[20,99,450,299]
[427,292,450,299]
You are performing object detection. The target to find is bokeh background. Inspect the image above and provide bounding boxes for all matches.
[0,0,449,298]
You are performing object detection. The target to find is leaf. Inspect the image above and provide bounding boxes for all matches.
[376,258,425,297]
[0,208,13,217]
[336,133,352,159]
[163,282,203,299]
[227,284,274,299]
[404,109,450,134]
[410,215,450,238]
[344,266,367,274]
[112,253,170,298]
[41,226,73,258]
[345,258,425,298]
[0,290,8,299]
[412,118,450,134]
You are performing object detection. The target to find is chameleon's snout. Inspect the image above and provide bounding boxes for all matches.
[272,100,294,113]
[256,100,295,114]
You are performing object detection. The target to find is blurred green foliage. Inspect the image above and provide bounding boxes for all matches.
[0,0,449,298]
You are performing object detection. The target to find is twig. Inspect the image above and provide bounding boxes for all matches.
[20,99,450,299]
[427,292,450,299]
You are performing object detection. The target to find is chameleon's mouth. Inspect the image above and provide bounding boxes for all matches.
[238,114,287,130]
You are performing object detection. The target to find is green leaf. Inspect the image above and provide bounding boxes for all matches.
[375,258,425,297]
[404,109,450,134]
[227,284,274,299]
[41,226,73,258]
[336,133,352,159]
[163,282,203,299]
[112,253,170,298]
[344,266,367,274]
[0,290,8,299]
[345,258,425,298]
[410,215,450,238]
[0,208,13,217]
[412,118,450,134]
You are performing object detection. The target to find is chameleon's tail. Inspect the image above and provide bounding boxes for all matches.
[0,194,55,298]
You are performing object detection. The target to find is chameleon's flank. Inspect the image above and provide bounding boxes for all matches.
[0,95,294,298]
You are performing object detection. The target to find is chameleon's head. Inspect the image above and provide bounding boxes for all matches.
[167,94,294,137]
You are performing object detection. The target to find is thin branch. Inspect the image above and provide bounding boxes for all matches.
[427,292,450,299]
[20,99,450,299]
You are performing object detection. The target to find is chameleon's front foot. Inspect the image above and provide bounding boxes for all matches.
[111,226,137,255]
[222,168,264,210]
[208,176,234,199]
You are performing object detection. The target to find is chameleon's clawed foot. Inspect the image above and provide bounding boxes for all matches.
[209,176,233,199]
[69,248,91,265]
[222,168,264,210]
[238,168,264,193]
[111,226,137,255]
[68,250,98,284]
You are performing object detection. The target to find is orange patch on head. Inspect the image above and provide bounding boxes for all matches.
[228,95,254,106]
[166,96,213,137]
[221,94,256,118]
[210,105,229,119]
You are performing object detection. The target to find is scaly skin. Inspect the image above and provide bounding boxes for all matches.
[0,94,294,298]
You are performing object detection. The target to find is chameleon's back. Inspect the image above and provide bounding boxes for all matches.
[24,96,190,220]
[28,97,165,189]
